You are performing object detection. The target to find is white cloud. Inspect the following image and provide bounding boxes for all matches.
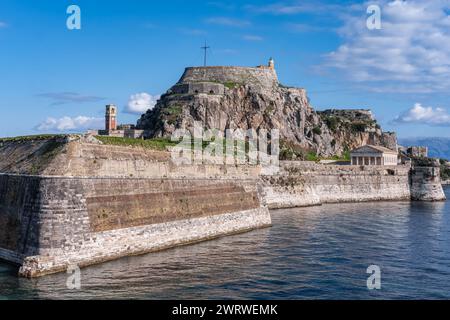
[246,1,346,15]
[286,23,328,33]
[393,103,450,126]
[36,116,104,132]
[205,17,251,27]
[216,48,239,55]
[178,28,207,36]
[243,35,263,41]
[125,93,159,114]
[207,2,236,10]
[37,92,105,105]
[323,0,450,93]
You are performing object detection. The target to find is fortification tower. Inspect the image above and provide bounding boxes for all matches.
[105,104,117,131]
[268,57,275,69]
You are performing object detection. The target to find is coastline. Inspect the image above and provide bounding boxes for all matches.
[0,136,446,277]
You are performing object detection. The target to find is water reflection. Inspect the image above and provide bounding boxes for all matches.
[1,187,449,300]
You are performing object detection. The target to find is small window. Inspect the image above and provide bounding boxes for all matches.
[194,90,199,94]
[210,90,214,94]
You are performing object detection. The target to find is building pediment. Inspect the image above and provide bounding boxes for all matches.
[351,145,382,154]
[351,145,397,155]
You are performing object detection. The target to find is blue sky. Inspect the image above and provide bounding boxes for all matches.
[1,0,450,138]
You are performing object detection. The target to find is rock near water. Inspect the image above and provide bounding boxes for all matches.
[137,66,397,157]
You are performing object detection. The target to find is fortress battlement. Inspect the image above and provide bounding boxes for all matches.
[178,60,279,89]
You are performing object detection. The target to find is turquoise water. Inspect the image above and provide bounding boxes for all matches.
[1,186,449,300]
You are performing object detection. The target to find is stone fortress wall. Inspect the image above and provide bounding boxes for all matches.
[178,66,279,89]
[262,161,445,209]
[0,137,271,277]
[410,166,446,201]
[169,82,226,96]
[0,136,446,277]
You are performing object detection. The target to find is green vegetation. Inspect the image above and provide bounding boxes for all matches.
[324,116,340,132]
[29,139,66,174]
[202,80,242,89]
[319,111,379,134]
[0,134,66,142]
[223,81,241,89]
[162,105,183,125]
[306,152,319,161]
[440,159,450,181]
[264,105,275,116]
[280,140,318,161]
[312,127,322,135]
[323,151,351,161]
[412,157,440,167]
[279,139,350,162]
[95,136,177,151]
[350,122,367,133]
[278,83,294,89]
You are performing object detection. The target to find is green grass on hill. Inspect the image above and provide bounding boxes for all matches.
[0,134,67,142]
[95,136,177,151]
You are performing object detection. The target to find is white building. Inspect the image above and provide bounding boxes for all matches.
[350,145,398,166]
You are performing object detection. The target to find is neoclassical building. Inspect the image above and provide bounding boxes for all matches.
[350,145,398,166]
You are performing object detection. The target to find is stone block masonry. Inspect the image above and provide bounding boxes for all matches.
[0,137,445,277]
[0,137,271,277]
[0,174,271,278]
[410,166,446,201]
[179,66,279,89]
[262,161,445,209]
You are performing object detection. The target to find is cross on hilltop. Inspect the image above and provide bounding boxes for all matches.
[201,41,210,67]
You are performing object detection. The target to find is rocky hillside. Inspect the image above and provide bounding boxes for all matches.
[137,66,397,158]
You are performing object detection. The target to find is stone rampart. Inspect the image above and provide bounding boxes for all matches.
[410,166,446,201]
[263,162,412,209]
[0,173,270,278]
[0,139,271,277]
[179,66,279,88]
[263,161,446,209]
[0,137,446,277]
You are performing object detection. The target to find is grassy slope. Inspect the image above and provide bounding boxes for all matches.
[95,136,177,151]
[0,135,67,174]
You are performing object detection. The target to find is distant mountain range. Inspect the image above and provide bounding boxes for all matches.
[399,137,450,160]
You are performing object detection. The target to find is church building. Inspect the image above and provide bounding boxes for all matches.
[350,145,398,166]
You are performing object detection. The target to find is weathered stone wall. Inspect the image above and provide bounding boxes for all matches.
[179,66,279,89]
[0,139,271,277]
[3,175,270,278]
[0,175,41,261]
[170,82,225,95]
[410,166,446,201]
[0,138,445,277]
[262,161,412,209]
[43,141,262,179]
